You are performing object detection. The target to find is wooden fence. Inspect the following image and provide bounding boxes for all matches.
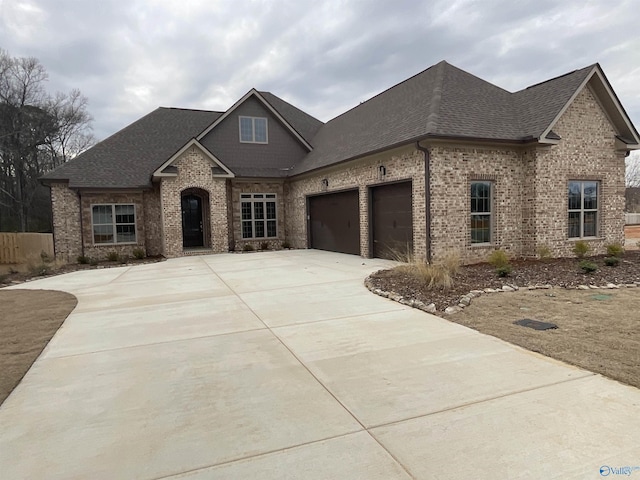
[0,233,54,264]
[626,213,640,225]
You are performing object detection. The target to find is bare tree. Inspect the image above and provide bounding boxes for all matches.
[0,49,94,231]
[626,152,640,188]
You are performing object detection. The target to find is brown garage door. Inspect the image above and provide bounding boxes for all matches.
[371,181,413,260]
[309,190,360,255]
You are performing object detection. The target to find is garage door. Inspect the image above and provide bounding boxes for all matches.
[309,190,360,255]
[371,181,413,260]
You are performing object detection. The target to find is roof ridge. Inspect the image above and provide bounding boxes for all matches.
[258,91,324,124]
[159,106,224,113]
[322,61,447,123]
[519,64,596,92]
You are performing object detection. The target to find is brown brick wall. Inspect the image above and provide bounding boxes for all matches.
[80,191,145,261]
[143,185,163,256]
[159,146,229,257]
[529,86,626,257]
[429,145,526,264]
[50,183,82,262]
[286,146,427,259]
[230,180,285,250]
[429,85,625,263]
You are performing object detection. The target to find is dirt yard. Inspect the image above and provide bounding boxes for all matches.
[451,288,640,389]
[0,290,77,405]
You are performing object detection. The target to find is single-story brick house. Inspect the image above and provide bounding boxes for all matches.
[42,61,640,264]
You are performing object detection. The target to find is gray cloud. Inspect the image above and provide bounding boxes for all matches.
[1,0,639,148]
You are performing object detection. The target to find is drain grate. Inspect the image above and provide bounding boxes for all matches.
[514,318,558,330]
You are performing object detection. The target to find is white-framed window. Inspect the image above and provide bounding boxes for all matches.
[241,194,277,238]
[92,204,136,244]
[470,181,492,244]
[568,180,599,238]
[239,116,268,143]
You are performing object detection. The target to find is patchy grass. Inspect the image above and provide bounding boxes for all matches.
[0,289,77,405]
[451,288,640,389]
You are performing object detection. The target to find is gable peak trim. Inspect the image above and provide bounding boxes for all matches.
[195,89,313,150]
[152,138,235,179]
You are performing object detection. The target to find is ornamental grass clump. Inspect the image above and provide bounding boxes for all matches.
[573,240,590,259]
[606,243,624,258]
[394,249,460,290]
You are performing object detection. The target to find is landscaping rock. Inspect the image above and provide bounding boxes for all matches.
[444,306,462,315]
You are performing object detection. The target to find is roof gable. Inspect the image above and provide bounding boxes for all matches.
[152,139,234,179]
[42,108,222,188]
[196,89,320,150]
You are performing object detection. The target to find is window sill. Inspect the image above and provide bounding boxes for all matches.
[92,242,138,246]
[567,237,601,242]
[470,242,494,248]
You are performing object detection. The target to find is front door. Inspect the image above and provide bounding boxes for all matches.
[181,194,203,247]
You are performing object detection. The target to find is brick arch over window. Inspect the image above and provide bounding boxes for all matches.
[180,187,211,249]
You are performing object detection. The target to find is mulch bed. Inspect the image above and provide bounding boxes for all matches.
[368,251,640,311]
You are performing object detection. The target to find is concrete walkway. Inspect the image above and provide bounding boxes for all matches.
[1,250,639,479]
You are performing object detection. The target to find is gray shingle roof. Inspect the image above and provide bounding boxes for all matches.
[42,107,222,188]
[258,91,323,145]
[43,61,616,187]
[290,61,596,175]
[513,65,594,139]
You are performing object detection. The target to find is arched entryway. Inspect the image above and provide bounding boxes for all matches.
[181,188,210,248]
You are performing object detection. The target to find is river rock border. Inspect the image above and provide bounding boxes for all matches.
[363,276,640,316]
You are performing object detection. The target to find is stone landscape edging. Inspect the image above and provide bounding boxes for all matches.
[364,276,640,316]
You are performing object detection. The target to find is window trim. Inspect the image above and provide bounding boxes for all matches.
[470,180,493,245]
[568,180,599,239]
[240,193,277,239]
[239,116,268,144]
[91,203,137,246]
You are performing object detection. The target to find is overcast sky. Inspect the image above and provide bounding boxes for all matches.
[1,0,639,162]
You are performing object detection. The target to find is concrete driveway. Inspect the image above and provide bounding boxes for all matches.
[1,250,639,479]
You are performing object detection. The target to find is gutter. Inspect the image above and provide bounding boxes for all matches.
[416,142,432,263]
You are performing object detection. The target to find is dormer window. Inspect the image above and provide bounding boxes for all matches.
[239,116,268,144]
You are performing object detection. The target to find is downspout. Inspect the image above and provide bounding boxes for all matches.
[416,142,432,263]
[78,189,85,259]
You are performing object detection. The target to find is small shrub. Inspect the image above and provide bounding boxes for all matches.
[119,255,129,264]
[281,241,291,249]
[488,249,510,268]
[496,265,512,277]
[9,266,19,274]
[579,260,598,273]
[28,263,51,276]
[132,248,145,260]
[107,251,119,262]
[40,251,53,263]
[89,258,98,266]
[242,244,254,252]
[537,245,552,261]
[488,249,512,277]
[260,241,269,251]
[606,243,624,258]
[77,255,90,264]
[604,257,620,267]
[0,274,7,284]
[573,240,590,259]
